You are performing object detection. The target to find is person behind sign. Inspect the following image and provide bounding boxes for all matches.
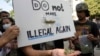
[95,17,100,49]
[0,11,10,33]
[0,17,18,56]
[0,11,10,20]
[0,10,18,56]
[0,25,19,56]
[69,2,99,56]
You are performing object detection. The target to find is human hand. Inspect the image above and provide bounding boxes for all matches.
[70,32,80,41]
[52,49,65,56]
[52,49,81,56]
[2,25,19,41]
[87,34,96,41]
[66,51,81,56]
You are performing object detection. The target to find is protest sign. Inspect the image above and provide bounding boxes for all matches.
[13,0,75,47]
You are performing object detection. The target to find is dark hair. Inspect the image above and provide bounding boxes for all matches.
[84,10,90,17]
[0,17,15,25]
[77,10,90,17]
[0,11,10,18]
[0,17,15,32]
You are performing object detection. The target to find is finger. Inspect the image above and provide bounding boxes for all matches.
[5,25,19,33]
[67,51,81,56]
[88,34,94,37]
[12,26,19,31]
[13,29,20,34]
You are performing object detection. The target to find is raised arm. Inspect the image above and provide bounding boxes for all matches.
[0,25,19,48]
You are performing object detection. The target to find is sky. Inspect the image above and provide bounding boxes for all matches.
[0,0,13,12]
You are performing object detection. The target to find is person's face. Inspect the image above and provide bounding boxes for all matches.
[77,11,86,21]
[0,13,9,19]
[3,19,12,24]
[2,18,12,30]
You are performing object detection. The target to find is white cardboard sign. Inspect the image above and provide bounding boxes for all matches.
[13,0,76,47]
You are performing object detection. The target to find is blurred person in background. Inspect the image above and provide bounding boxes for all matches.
[0,17,18,56]
[0,25,19,56]
[0,11,10,20]
[0,11,10,33]
[95,17,100,49]
[69,2,99,56]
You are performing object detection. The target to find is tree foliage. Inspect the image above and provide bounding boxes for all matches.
[85,0,100,18]
[4,0,14,17]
